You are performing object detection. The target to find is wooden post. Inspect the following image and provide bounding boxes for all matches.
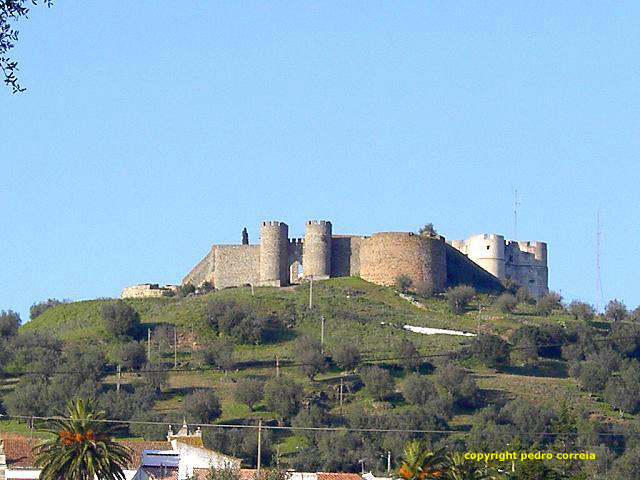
[320,316,325,354]
[117,364,121,393]
[339,377,344,414]
[276,354,280,377]
[257,419,262,474]
[309,275,313,309]
[147,328,151,361]
[174,326,178,368]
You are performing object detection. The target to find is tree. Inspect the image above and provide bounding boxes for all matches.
[0,309,20,339]
[496,293,517,313]
[34,398,133,480]
[605,299,628,322]
[445,452,491,480]
[204,465,242,480]
[29,299,68,320]
[129,410,175,441]
[264,376,302,422]
[177,283,196,297]
[360,366,395,401]
[434,363,479,408]
[397,440,447,480]
[403,374,437,405]
[181,389,222,423]
[536,291,563,316]
[567,301,595,321]
[470,334,510,368]
[395,338,422,371]
[446,285,475,314]
[516,285,533,304]
[142,362,169,394]
[195,338,235,372]
[395,274,413,294]
[100,301,141,339]
[1,0,51,92]
[418,223,438,236]
[332,341,361,371]
[235,378,264,411]
[117,341,146,370]
[293,336,325,380]
[577,361,609,393]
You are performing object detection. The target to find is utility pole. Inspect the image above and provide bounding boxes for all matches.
[320,315,325,354]
[339,377,344,414]
[309,275,314,309]
[276,354,280,377]
[387,451,391,473]
[116,364,121,393]
[257,419,262,474]
[174,326,178,368]
[147,328,151,361]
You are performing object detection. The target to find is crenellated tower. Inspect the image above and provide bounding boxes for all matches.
[303,220,332,279]
[259,221,289,286]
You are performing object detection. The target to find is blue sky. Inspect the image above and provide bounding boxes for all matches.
[2,2,639,321]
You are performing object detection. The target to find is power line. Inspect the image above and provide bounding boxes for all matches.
[0,413,632,437]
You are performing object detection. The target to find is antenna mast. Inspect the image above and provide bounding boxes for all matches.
[513,189,521,239]
[596,209,603,311]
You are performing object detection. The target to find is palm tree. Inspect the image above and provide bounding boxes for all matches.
[397,439,448,480]
[444,453,493,480]
[34,398,133,480]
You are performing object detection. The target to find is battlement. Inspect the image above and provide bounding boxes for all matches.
[262,221,288,228]
[289,238,304,244]
[307,220,331,226]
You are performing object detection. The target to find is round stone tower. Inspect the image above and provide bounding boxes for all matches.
[303,220,332,279]
[259,221,289,286]
[464,234,506,279]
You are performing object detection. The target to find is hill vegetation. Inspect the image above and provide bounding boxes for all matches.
[2,278,640,478]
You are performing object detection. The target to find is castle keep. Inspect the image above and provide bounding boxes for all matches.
[180,220,549,298]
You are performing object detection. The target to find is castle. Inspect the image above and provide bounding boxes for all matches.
[177,220,548,298]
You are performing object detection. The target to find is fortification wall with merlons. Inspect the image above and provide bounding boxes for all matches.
[173,219,549,299]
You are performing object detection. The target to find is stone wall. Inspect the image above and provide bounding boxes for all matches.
[505,241,548,298]
[121,284,178,299]
[359,233,447,291]
[445,244,505,293]
[182,248,215,286]
[213,245,260,289]
[331,235,364,277]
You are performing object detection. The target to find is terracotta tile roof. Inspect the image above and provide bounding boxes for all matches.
[0,434,171,469]
[174,436,205,448]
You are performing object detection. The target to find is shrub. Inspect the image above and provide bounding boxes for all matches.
[332,342,361,371]
[29,299,69,320]
[434,363,479,408]
[605,299,628,322]
[415,279,435,298]
[395,274,413,294]
[142,362,169,393]
[0,310,21,340]
[235,378,264,411]
[568,301,595,321]
[536,293,562,316]
[496,293,517,313]
[195,338,235,372]
[418,223,437,236]
[630,307,640,323]
[516,285,533,304]
[577,361,609,393]
[470,334,510,368]
[403,374,437,405]
[100,301,141,338]
[182,389,222,423]
[360,366,394,401]
[446,285,476,314]
[177,283,196,297]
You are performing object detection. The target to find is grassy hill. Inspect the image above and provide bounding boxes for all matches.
[3,277,627,467]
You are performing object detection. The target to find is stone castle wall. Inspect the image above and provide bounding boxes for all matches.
[358,233,447,291]
[121,284,178,299]
[213,245,260,289]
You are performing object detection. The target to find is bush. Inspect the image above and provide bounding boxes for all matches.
[536,293,560,316]
[446,285,476,314]
[264,376,303,422]
[360,366,394,401]
[415,279,435,299]
[29,299,69,320]
[630,307,640,323]
[403,374,437,405]
[577,361,609,393]
[195,338,234,371]
[177,283,196,297]
[332,342,361,371]
[470,334,510,368]
[568,301,595,321]
[434,363,479,408]
[101,301,141,338]
[0,310,21,340]
[182,389,222,423]
[235,378,264,411]
[395,274,413,294]
[206,299,275,344]
[293,336,325,380]
[495,293,517,313]
[516,285,534,304]
[142,362,169,393]
[118,341,147,370]
[418,223,437,236]
[605,299,628,322]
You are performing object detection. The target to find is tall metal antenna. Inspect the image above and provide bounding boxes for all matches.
[513,188,521,239]
[596,208,603,311]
